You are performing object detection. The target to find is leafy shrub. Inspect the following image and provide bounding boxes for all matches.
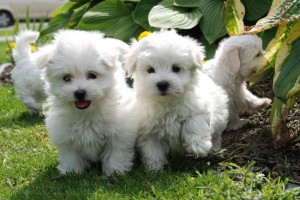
[41,0,300,148]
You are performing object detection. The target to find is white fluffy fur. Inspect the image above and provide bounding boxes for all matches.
[11,30,46,114]
[37,30,137,175]
[126,30,229,171]
[203,34,271,131]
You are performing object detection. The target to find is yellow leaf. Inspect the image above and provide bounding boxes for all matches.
[246,0,300,34]
[224,0,245,35]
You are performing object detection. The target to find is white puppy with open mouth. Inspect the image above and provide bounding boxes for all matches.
[11,30,46,114]
[36,30,137,176]
[203,34,271,131]
[125,30,229,171]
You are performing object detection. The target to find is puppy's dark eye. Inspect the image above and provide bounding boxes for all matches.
[172,65,181,73]
[63,74,72,83]
[147,67,155,73]
[256,52,262,57]
[87,72,97,80]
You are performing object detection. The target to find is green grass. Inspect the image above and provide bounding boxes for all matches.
[0,29,14,37]
[0,85,299,199]
[0,41,10,65]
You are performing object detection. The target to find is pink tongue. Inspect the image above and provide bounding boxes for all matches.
[75,100,91,109]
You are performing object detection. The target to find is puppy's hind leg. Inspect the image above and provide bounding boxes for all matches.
[210,132,222,153]
[182,115,212,157]
[226,113,247,131]
[226,100,247,131]
[137,134,169,171]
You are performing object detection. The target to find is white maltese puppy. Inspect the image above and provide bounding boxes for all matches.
[203,34,272,131]
[11,30,46,114]
[125,30,229,171]
[36,30,137,176]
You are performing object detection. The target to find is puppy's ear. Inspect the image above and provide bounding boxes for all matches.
[192,45,205,70]
[34,44,55,69]
[102,54,118,68]
[217,46,240,75]
[103,38,130,64]
[185,36,205,70]
[124,39,140,77]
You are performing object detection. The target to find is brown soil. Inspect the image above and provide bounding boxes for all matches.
[221,81,300,185]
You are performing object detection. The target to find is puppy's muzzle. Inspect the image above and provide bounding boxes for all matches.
[74,89,91,109]
[74,90,86,100]
[156,81,169,95]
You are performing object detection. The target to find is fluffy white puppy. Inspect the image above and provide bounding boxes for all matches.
[203,35,272,131]
[36,30,137,176]
[11,30,46,114]
[125,30,229,171]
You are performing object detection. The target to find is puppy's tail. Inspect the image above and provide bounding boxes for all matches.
[12,30,39,61]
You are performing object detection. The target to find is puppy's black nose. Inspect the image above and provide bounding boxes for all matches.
[74,90,86,100]
[156,81,169,92]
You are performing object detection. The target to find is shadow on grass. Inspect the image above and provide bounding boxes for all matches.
[11,155,218,200]
[0,111,44,128]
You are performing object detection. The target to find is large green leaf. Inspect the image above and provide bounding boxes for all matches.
[270,97,296,149]
[40,1,81,37]
[68,3,89,28]
[148,0,203,29]
[199,36,218,60]
[258,27,278,49]
[241,0,272,21]
[77,0,142,41]
[133,0,161,31]
[199,0,227,44]
[224,0,245,35]
[273,38,300,101]
[273,21,300,103]
[174,0,201,7]
[247,0,300,34]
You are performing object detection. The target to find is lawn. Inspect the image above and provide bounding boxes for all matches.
[0,84,299,199]
[0,41,9,65]
[0,29,14,38]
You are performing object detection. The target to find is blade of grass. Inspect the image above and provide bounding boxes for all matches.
[26,6,31,29]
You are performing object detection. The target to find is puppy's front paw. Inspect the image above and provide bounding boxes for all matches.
[145,158,168,171]
[257,98,272,109]
[185,139,212,157]
[57,164,85,175]
[102,161,132,176]
[248,98,272,113]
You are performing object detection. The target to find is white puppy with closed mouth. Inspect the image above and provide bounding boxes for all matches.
[36,29,137,176]
[125,30,229,171]
[11,30,46,114]
[203,34,271,131]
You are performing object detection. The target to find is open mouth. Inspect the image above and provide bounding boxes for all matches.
[75,100,91,109]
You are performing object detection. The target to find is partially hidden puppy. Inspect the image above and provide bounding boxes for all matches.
[11,30,46,114]
[203,34,271,131]
[125,30,229,171]
[36,30,137,176]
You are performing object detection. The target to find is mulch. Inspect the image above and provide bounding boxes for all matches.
[221,82,300,185]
